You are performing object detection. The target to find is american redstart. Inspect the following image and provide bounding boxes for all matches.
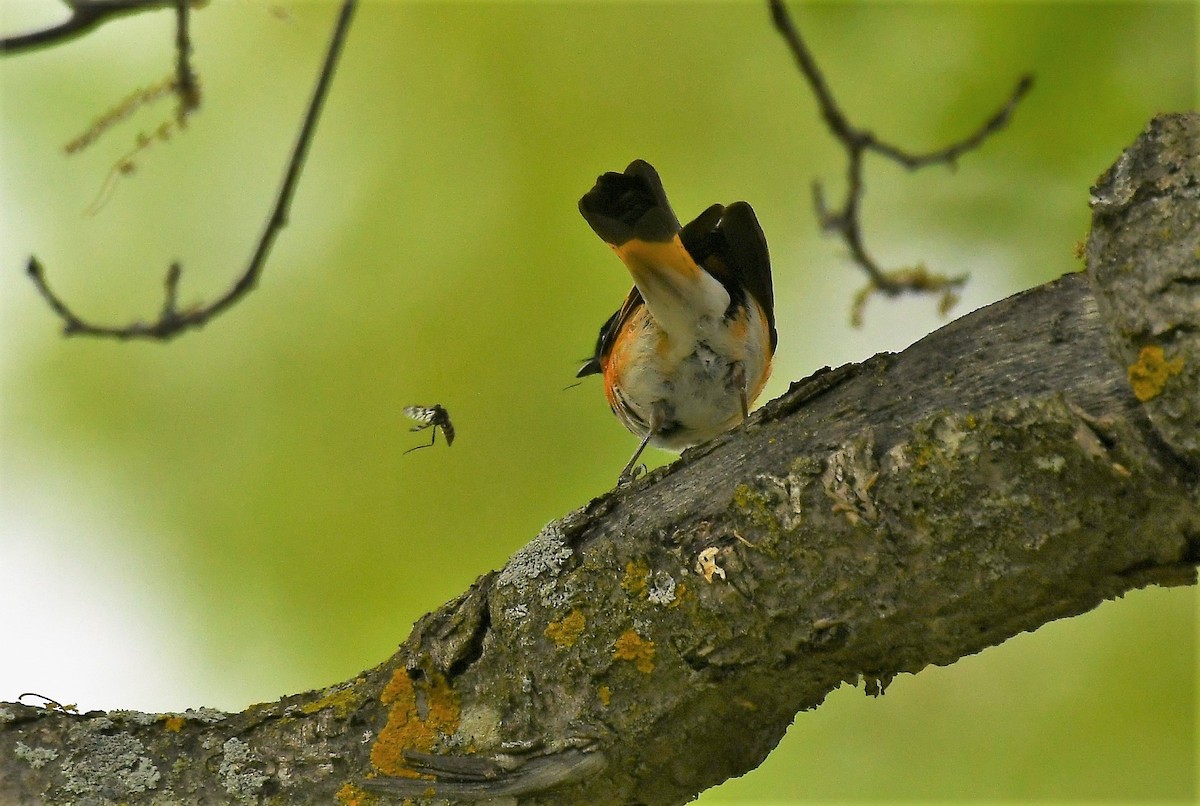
[577,160,776,481]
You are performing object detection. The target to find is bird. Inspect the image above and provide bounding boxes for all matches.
[577,160,776,482]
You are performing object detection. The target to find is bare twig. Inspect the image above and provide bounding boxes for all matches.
[0,0,177,55]
[64,74,179,156]
[24,0,358,341]
[769,0,1033,323]
[66,1,202,217]
[172,0,199,117]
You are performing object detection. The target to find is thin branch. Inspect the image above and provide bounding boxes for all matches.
[24,0,358,341]
[172,0,199,117]
[769,0,1033,323]
[63,2,200,218]
[0,0,175,55]
[871,74,1034,169]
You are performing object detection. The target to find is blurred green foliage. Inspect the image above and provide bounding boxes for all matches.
[0,1,1194,802]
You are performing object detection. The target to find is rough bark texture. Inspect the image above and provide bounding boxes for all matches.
[3,113,1198,806]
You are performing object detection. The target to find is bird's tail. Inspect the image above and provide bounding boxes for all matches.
[579,160,730,336]
[578,160,681,245]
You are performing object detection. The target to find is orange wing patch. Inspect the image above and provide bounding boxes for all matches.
[748,296,774,403]
[602,305,651,408]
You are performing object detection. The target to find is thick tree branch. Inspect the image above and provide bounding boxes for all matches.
[2,114,1197,804]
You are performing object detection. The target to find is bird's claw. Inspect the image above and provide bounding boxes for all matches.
[617,463,648,486]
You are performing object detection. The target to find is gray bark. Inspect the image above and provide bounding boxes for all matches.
[3,113,1197,806]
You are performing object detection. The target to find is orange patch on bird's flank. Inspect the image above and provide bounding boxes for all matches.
[1128,345,1184,401]
[603,306,651,410]
[545,609,587,648]
[162,715,185,732]
[613,630,656,673]
[749,298,775,401]
[370,667,461,779]
[728,312,749,342]
[606,306,649,361]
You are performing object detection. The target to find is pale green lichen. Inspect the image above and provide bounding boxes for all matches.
[14,741,58,768]
[538,575,575,608]
[455,703,502,751]
[110,710,157,726]
[0,707,14,723]
[732,483,782,531]
[187,706,229,723]
[219,737,269,803]
[497,521,572,591]
[646,571,677,606]
[1034,454,1066,472]
[60,722,161,798]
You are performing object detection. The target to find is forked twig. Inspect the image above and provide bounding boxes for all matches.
[25,0,358,340]
[769,0,1033,324]
[67,1,202,218]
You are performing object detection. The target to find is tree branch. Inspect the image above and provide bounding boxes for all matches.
[0,0,179,54]
[2,113,1197,805]
[171,0,199,116]
[769,0,1033,325]
[23,0,357,341]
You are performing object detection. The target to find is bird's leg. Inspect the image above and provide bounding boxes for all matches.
[619,404,667,485]
[618,431,652,485]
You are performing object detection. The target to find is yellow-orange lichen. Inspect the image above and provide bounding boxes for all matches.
[545,609,586,648]
[162,715,185,732]
[370,667,461,779]
[598,685,612,706]
[1128,344,1184,401]
[300,681,363,719]
[613,629,656,673]
[335,781,378,806]
[621,559,650,596]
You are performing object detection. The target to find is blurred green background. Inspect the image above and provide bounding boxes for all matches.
[0,0,1195,802]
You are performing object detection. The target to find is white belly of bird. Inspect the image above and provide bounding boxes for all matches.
[610,305,770,450]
